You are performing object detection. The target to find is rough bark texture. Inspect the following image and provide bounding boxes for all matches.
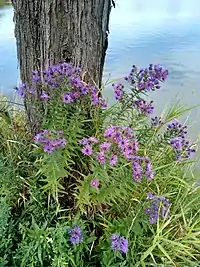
[12,0,111,133]
[13,0,111,87]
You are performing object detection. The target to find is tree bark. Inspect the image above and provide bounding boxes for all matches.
[13,0,111,86]
[12,0,111,133]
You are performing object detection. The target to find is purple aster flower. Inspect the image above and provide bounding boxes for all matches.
[118,138,129,150]
[40,91,50,101]
[63,92,74,103]
[110,234,128,254]
[17,84,26,98]
[43,143,54,153]
[96,151,106,164]
[145,207,151,214]
[119,237,129,254]
[28,87,37,95]
[126,64,168,91]
[144,157,155,180]
[73,91,81,99]
[112,83,124,100]
[80,86,89,95]
[109,155,118,166]
[100,142,111,151]
[146,171,155,180]
[146,193,170,224]
[99,97,107,108]
[123,126,134,138]
[161,207,170,219]
[58,138,67,147]
[90,179,99,188]
[32,73,40,83]
[147,192,153,200]
[91,94,99,106]
[82,145,93,156]
[134,99,154,115]
[170,137,182,151]
[57,130,63,135]
[68,226,83,245]
[151,116,162,127]
[34,132,45,144]
[149,214,158,224]
[79,138,89,145]
[34,130,66,152]
[111,234,119,242]
[132,160,142,182]
[89,137,99,144]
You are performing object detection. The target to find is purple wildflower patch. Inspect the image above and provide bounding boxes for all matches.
[34,130,67,153]
[110,234,129,254]
[68,226,83,245]
[146,193,170,224]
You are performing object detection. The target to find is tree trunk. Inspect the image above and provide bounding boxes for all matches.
[12,0,111,132]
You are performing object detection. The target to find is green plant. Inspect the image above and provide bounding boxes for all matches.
[0,63,199,266]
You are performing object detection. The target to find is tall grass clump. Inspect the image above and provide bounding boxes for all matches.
[0,63,199,266]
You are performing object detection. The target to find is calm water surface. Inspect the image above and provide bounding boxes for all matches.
[0,0,200,158]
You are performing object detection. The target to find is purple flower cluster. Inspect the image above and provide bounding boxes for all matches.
[18,63,107,108]
[79,137,98,156]
[34,130,66,153]
[146,192,170,224]
[151,116,162,127]
[80,126,154,182]
[167,120,196,159]
[134,99,154,115]
[132,156,154,182]
[125,64,168,92]
[68,226,83,245]
[112,83,124,100]
[102,126,138,163]
[110,234,129,254]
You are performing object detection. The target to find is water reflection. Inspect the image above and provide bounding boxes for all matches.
[104,0,200,145]
[0,5,18,97]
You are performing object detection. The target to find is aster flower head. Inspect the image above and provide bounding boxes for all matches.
[17,84,26,98]
[73,91,81,99]
[112,83,124,100]
[125,63,168,91]
[170,137,182,152]
[147,192,153,200]
[82,144,93,156]
[134,99,154,115]
[63,92,74,103]
[34,130,67,152]
[119,237,129,254]
[99,97,107,108]
[89,137,99,144]
[100,142,111,151]
[109,155,118,166]
[151,116,162,127]
[68,226,83,245]
[96,151,106,164]
[132,160,142,182]
[118,138,129,150]
[146,193,170,224]
[43,143,54,153]
[110,234,129,254]
[79,138,89,145]
[40,91,50,101]
[90,179,99,188]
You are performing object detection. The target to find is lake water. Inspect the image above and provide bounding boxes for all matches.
[0,1,200,159]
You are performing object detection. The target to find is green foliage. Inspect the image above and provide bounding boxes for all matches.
[0,72,199,267]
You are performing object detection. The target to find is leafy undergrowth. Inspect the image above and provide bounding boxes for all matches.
[0,63,200,267]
